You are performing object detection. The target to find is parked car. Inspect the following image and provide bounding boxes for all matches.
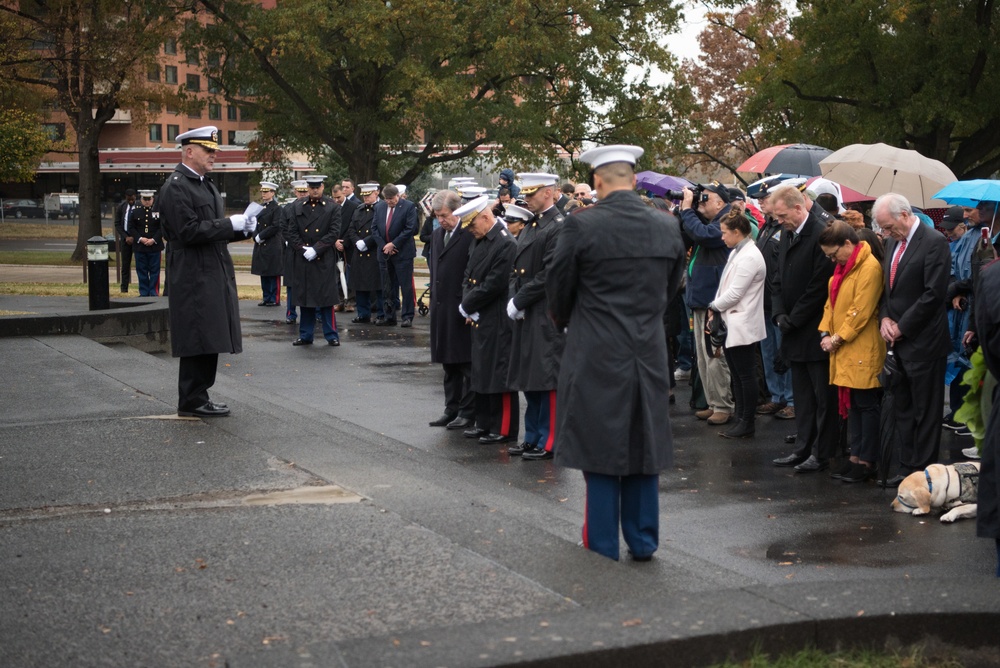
[2,198,46,219]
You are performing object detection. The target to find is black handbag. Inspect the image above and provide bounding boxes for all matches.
[707,309,727,348]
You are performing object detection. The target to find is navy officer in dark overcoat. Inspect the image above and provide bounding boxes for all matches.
[457,195,520,445]
[547,145,685,561]
[285,174,343,347]
[156,125,256,418]
[344,183,385,324]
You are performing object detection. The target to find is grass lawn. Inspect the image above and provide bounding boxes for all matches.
[0,223,115,240]
[710,647,965,668]
[0,250,251,268]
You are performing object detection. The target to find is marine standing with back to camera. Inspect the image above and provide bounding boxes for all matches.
[547,145,685,562]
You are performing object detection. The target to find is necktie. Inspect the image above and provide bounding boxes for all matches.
[890,239,907,287]
[124,205,131,232]
[386,206,394,238]
[444,230,452,246]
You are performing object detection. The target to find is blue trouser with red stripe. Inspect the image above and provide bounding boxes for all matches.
[582,472,659,561]
[475,391,519,437]
[523,390,556,451]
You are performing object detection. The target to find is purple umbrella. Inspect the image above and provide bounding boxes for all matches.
[635,171,695,197]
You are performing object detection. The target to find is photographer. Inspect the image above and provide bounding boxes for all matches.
[678,182,735,426]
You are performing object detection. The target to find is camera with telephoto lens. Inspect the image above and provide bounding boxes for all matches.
[664,184,707,203]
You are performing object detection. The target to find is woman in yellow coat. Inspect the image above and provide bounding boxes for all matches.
[818,221,886,483]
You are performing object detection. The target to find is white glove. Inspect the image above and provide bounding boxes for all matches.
[230,214,247,232]
[470,311,480,322]
[244,215,258,235]
[254,234,263,244]
[303,247,318,261]
[458,304,469,319]
[507,298,525,320]
[355,239,367,251]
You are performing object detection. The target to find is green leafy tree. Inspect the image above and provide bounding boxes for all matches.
[739,0,1000,179]
[0,109,51,184]
[191,0,691,184]
[0,0,187,259]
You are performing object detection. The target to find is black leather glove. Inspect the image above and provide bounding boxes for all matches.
[775,314,793,333]
[773,351,789,375]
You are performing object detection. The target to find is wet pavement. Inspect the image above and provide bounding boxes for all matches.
[0,296,997,667]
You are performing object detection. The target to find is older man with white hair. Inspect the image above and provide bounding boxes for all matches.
[874,192,951,487]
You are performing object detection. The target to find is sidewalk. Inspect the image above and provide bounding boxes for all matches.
[0,297,997,667]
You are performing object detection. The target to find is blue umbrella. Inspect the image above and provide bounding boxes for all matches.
[932,179,1000,207]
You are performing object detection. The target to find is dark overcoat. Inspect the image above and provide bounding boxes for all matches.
[156,163,244,358]
[975,260,1000,539]
[339,196,360,264]
[250,199,283,276]
[547,190,685,475]
[507,206,565,391]
[429,222,474,365]
[280,199,301,284]
[770,210,834,363]
[462,223,517,394]
[343,203,383,292]
[284,196,342,307]
[128,206,164,253]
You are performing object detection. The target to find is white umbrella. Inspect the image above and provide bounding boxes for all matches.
[818,142,957,208]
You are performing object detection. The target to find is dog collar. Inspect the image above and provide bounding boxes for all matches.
[925,469,933,494]
[895,495,917,510]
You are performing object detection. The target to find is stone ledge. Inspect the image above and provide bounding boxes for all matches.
[0,299,170,353]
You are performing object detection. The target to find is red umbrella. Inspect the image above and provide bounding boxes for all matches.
[737,143,833,177]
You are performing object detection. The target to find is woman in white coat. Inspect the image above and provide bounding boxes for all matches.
[708,208,767,438]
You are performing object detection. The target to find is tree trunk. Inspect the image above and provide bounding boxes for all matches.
[72,120,104,262]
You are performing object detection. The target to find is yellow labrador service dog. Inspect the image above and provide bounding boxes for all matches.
[891,462,981,523]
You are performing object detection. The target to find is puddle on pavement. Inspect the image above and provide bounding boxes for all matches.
[242,485,362,505]
[760,522,916,568]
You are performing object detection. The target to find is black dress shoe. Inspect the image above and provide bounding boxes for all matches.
[351,316,371,324]
[522,446,553,461]
[446,417,473,430]
[773,452,807,467]
[463,427,489,438]
[429,414,457,427]
[400,318,413,328]
[627,549,653,562]
[720,420,755,439]
[840,463,874,483]
[479,433,513,444]
[292,338,313,346]
[178,402,230,418]
[830,460,853,479]
[794,455,828,473]
[880,474,907,488]
[328,338,340,346]
[507,442,532,456]
[258,301,269,306]
[376,319,397,327]
[784,434,797,444]
[285,318,297,325]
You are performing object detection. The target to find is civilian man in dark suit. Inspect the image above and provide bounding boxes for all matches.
[427,190,476,430]
[156,126,256,418]
[114,189,138,293]
[547,144,685,561]
[371,184,419,327]
[767,185,837,472]
[875,193,951,487]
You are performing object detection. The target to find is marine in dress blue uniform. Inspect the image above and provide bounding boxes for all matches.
[129,190,164,296]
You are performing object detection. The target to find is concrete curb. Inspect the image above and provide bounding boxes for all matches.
[0,299,170,352]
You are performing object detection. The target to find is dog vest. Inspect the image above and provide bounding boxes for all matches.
[954,461,979,504]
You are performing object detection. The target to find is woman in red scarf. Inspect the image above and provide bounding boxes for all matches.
[818,221,886,483]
